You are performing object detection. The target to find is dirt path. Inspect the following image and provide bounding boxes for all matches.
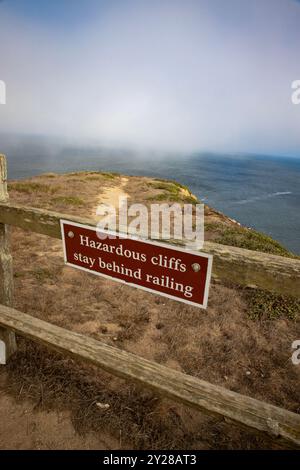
[92,176,129,219]
[0,393,118,450]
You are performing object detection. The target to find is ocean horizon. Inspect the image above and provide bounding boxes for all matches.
[2,138,300,255]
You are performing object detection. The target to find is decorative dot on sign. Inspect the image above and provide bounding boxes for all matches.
[192,263,201,272]
[68,231,74,238]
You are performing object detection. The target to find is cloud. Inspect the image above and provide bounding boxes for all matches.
[0,0,300,155]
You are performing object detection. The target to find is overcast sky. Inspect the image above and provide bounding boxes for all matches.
[0,0,300,155]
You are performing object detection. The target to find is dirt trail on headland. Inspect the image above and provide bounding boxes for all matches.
[0,391,118,450]
[92,176,129,218]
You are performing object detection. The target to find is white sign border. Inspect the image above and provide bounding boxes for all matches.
[60,219,213,309]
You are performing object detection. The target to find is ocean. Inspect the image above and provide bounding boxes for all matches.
[2,139,300,254]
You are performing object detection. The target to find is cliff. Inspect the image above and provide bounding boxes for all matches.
[0,170,299,450]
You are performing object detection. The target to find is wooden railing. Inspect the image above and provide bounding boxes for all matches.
[0,154,299,448]
[0,201,299,298]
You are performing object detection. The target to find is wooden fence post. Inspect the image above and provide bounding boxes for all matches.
[0,154,16,363]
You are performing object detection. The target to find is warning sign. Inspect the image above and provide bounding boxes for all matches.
[61,220,213,309]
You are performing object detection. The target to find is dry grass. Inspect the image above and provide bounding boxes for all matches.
[8,181,60,194]
[3,338,279,450]
[51,196,84,206]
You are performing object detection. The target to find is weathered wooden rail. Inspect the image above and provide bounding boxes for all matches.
[0,304,300,448]
[0,154,299,448]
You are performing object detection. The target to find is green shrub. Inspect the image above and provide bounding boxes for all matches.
[148,181,198,204]
[215,226,293,257]
[244,289,299,321]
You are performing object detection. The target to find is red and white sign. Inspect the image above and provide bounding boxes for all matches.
[60,220,213,309]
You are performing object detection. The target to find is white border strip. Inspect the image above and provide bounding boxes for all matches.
[60,219,213,309]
